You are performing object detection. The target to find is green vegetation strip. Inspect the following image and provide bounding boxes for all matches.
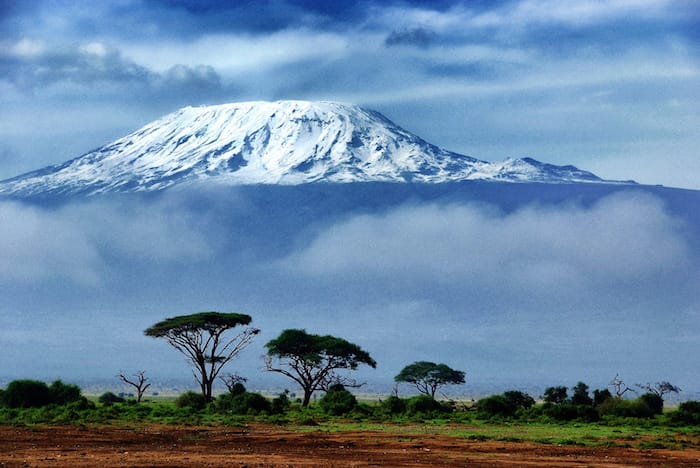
[288,419,700,450]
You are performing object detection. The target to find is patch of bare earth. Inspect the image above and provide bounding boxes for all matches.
[1,424,699,467]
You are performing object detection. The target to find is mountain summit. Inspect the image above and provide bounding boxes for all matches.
[0,100,623,196]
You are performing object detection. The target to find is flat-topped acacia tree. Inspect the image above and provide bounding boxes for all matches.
[265,329,377,407]
[395,361,465,399]
[145,312,259,401]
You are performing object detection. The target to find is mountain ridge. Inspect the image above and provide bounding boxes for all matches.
[0,100,633,197]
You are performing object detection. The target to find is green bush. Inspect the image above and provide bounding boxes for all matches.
[593,388,613,406]
[49,380,84,405]
[405,394,450,416]
[476,395,514,419]
[534,402,601,422]
[639,393,663,415]
[319,384,357,416]
[215,392,271,415]
[380,395,406,415]
[476,391,535,419]
[98,392,125,405]
[543,386,568,404]
[270,390,291,414]
[229,382,246,396]
[3,380,52,408]
[571,382,593,406]
[670,400,700,425]
[597,397,654,418]
[175,391,207,410]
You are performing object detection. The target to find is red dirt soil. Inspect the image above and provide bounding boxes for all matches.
[1,423,699,467]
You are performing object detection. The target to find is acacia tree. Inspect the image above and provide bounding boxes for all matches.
[264,329,376,407]
[145,312,259,401]
[394,361,465,399]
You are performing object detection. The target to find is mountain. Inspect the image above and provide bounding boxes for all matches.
[0,100,629,197]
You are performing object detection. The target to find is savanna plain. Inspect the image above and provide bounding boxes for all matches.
[1,387,700,467]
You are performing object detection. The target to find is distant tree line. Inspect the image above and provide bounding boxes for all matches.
[2,310,697,428]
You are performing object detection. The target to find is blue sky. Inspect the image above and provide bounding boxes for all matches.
[1,0,699,188]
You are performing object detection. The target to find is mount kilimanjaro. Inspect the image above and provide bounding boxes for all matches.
[0,101,628,197]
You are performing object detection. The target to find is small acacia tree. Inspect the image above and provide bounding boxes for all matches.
[264,329,376,407]
[145,312,259,401]
[394,361,465,399]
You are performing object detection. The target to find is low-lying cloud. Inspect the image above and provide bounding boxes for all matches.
[0,198,215,285]
[285,192,693,305]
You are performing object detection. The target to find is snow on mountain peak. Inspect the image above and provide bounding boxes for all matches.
[0,100,624,196]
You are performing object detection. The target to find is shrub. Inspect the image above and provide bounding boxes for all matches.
[49,380,84,405]
[319,384,357,416]
[593,388,613,406]
[405,394,450,416]
[380,395,406,415]
[503,391,535,410]
[476,395,514,418]
[270,390,291,415]
[639,393,663,415]
[3,380,52,408]
[543,386,568,404]
[476,391,535,419]
[571,382,593,406]
[597,397,654,418]
[175,391,207,410]
[540,402,581,421]
[215,392,270,415]
[670,400,700,425]
[98,392,125,405]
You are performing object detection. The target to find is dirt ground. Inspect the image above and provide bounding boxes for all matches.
[1,423,699,467]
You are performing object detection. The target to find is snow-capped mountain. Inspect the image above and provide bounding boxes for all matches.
[0,100,625,196]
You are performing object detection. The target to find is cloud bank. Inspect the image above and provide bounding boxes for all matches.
[0,198,214,285]
[283,191,696,314]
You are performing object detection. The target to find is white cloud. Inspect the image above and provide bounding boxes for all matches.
[0,198,215,285]
[120,29,349,74]
[473,0,674,28]
[285,192,691,296]
[0,201,101,284]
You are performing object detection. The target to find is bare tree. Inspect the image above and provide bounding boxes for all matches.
[636,381,681,397]
[609,373,636,398]
[117,370,151,403]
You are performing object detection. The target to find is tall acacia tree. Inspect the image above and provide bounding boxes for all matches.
[264,329,376,407]
[145,312,259,401]
[395,361,465,398]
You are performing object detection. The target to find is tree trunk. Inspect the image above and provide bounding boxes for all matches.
[205,378,214,402]
[302,388,313,407]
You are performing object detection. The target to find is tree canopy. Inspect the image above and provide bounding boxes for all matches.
[394,361,465,398]
[265,329,376,406]
[145,312,259,401]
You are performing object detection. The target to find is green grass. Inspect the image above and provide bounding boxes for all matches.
[278,417,700,451]
[1,399,698,451]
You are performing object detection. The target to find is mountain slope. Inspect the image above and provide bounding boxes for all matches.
[0,100,624,196]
